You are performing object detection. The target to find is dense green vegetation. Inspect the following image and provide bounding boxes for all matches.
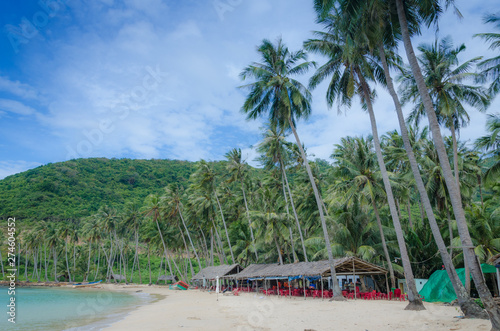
[0,158,217,220]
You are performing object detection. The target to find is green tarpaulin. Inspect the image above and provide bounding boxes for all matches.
[419,264,497,303]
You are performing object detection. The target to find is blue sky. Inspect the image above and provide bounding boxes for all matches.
[0,0,498,179]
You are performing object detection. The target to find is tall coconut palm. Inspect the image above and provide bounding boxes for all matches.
[143,194,170,279]
[225,148,258,260]
[391,0,500,325]
[256,123,309,262]
[304,17,423,307]
[399,37,490,193]
[239,37,344,299]
[193,160,235,263]
[163,184,202,272]
[330,135,396,289]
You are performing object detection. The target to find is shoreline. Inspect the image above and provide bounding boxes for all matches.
[101,286,491,331]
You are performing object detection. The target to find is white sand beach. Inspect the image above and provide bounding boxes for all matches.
[100,284,491,331]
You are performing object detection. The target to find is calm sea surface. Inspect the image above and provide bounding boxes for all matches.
[0,286,150,330]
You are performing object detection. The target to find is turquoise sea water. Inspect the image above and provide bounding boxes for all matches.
[0,286,150,330]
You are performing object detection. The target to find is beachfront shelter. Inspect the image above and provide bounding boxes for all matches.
[191,264,243,282]
[231,257,388,280]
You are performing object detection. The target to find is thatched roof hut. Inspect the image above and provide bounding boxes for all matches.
[229,257,387,280]
[191,264,243,281]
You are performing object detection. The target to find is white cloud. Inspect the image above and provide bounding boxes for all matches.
[0,161,42,179]
[0,76,39,99]
[0,99,37,116]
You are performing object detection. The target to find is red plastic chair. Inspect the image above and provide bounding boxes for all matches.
[313,290,321,298]
[324,290,333,298]
[394,288,402,300]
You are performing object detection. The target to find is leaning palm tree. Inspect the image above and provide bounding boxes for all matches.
[399,37,490,193]
[330,136,396,289]
[162,184,202,272]
[391,0,500,325]
[193,160,235,263]
[256,123,308,262]
[142,194,171,283]
[225,148,258,260]
[239,37,344,300]
[304,18,423,307]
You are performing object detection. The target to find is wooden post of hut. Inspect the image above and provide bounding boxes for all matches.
[321,276,324,300]
[353,259,357,300]
[303,277,306,300]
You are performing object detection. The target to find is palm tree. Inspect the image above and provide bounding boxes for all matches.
[225,148,258,260]
[239,37,344,299]
[163,184,202,272]
[143,194,170,279]
[193,160,235,263]
[330,136,396,289]
[475,114,500,185]
[122,202,143,284]
[399,37,490,193]
[304,17,422,307]
[256,123,308,262]
[391,0,500,325]
[475,14,500,96]
[251,186,290,265]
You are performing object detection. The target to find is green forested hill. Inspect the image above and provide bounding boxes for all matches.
[0,158,225,220]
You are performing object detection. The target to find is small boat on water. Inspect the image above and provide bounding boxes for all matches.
[72,280,102,288]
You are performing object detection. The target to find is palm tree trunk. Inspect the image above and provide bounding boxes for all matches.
[446,208,454,258]
[214,191,235,263]
[147,243,151,285]
[388,5,494,320]
[65,240,72,282]
[44,245,48,281]
[154,214,171,281]
[178,225,195,278]
[178,207,202,271]
[25,245,28,281]
[86,241,92,282]
[282,175,298,263]
[274,236,283,265]
[450,124,460,190]
[281,164,308,262]
[407,200,414,229]
[129,251,137,283]
[53,246,58,282]
[157,254,164,284]
[211,218,226,264]
[94,244,101,281]
[287,117,344,300]
[372,201,396,289]
[241,181,258,261]
[356,69,423,310]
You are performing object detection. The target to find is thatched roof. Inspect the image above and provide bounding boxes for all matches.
[191,264,243,281]
[229,257,387,279]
